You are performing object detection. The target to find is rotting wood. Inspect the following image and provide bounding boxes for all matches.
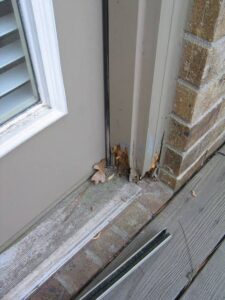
[146,153,159,178]
[146,133,165,180]
[112,145,130,175]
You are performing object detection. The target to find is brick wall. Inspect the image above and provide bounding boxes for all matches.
[159,0,225,190]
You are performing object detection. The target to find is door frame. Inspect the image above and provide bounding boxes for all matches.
[108,0,191,178]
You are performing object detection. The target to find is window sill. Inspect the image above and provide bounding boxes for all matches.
[0,103,67,158]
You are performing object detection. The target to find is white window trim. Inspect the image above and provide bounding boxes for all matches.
[0,0,67,158]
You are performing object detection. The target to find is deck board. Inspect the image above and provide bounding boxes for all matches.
[82,153,225,300]
[183,240,225,300]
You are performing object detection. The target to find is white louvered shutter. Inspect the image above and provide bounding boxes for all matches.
[0,0,39,125]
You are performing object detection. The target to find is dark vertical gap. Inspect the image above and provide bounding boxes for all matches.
[102,0,111,166]
[175,234,225,299]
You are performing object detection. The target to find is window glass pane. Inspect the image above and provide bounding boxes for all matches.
[0,0,39,125]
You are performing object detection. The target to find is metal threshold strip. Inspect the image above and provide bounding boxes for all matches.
[76,229,171,300]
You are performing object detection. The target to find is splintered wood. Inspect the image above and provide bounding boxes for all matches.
[147,153,159,178]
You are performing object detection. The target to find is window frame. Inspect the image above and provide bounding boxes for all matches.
[0,0,67,158]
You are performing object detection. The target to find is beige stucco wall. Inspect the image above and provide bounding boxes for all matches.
[0,0,105,247]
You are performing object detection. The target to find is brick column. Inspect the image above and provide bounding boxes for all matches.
[159,0,225,190]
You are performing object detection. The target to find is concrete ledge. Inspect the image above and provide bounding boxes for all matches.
[1,177,172,299]
[0,176,141,299]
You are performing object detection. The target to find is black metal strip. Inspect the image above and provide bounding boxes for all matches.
[77,229,171,300]
[102,0,111,166]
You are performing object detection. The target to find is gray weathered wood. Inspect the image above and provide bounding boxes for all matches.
[82,153,225,300]
[183,240,225,300]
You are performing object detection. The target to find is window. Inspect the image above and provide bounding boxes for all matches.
[0,0,67,158]
[0,0,39,125]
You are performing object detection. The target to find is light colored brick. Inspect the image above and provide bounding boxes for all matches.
[86,228,126,266]
[114,201,150,238]
[174,76,225,123]
[160,131,225,190]
[29,278,70,300]
[186,0,225,42]
[179,38,225,87]
[163,117,225,176]
[55,250,100,295]
[179,40,208,86]
[167,102,222,151]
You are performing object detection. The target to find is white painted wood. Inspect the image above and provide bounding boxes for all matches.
[0,40,24,69]
[0,63,29,97]
[19,0,67,112]
[142,0,191,176]
[142,0,175,174]
[109,0,190,178]
[0,83,37,125]
[0,104,65,157]
[0,13,17,37]
[129,0,152,176]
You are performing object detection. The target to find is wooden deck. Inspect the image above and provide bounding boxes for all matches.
[82,148,225,300]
